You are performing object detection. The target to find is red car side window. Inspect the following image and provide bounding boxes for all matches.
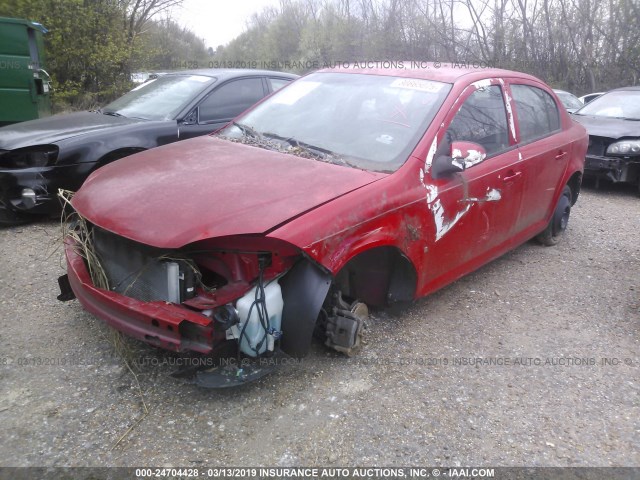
[444,85,510,158]
[510,84,561,143]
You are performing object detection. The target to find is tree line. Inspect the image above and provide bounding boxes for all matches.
[2,0,637,109]
[216,0,640,94]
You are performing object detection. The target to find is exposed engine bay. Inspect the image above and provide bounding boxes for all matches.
[59,219,368,387]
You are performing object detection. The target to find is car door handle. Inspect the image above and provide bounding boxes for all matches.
[503,171,522,182]
[555,150,568,160]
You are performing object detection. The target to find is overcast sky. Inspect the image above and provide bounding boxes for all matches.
[172,0,282,49]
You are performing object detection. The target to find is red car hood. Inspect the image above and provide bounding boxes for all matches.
[73,136,385,248]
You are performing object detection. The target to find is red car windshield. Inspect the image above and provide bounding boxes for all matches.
[219,72,451,172]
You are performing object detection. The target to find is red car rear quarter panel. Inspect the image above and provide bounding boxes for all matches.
[72,136,384,248]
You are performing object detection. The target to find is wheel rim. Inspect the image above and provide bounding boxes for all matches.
[552,194,571,237]
[559,206,570,231]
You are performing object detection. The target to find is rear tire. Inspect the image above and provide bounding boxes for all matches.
[536,185,572,246]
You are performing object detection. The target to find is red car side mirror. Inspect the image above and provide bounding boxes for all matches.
[432,141,487,179]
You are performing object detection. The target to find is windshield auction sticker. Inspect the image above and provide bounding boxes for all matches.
[390,78,444,93]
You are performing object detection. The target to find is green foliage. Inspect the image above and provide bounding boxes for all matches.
[0,0,207,110]
[133,18,210,71]
[1,0,132,109]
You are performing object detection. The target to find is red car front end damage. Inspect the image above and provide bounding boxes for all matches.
[59,64,587,386]
[59,135,387,383]
[64,231,308,355]
[65,241,216,353]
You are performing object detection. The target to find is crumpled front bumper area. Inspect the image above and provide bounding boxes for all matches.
[59,201,340,387]
[64,240,215,353]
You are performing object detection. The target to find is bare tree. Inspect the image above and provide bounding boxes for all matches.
[215,0,639,91]
[118,0,185,43]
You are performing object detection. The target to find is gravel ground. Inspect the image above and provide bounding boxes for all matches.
[0,184,638,468]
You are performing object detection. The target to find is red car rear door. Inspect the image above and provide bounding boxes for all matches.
[508,81,570,233]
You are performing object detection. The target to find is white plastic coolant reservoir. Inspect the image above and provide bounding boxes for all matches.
[235,280,283,357]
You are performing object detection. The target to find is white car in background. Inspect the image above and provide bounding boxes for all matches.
[553,89,583,113]
[579,92,605,104]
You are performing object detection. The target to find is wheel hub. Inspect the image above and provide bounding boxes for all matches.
[552,195,571,236]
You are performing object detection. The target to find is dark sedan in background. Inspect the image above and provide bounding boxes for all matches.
[572,86,640,191]
[0,69,298,224]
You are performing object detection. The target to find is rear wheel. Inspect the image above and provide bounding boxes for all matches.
[536,185,572,246]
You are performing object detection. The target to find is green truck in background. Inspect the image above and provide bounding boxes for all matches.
[0,17,51,126]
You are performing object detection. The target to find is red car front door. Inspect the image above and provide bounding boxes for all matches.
[418,81,524,293]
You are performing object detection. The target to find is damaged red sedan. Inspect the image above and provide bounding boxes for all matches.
[59,64,587,386]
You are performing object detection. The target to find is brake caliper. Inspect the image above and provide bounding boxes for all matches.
[324,291,368,356]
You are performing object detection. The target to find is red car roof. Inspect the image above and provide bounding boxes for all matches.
[318,61,542,84]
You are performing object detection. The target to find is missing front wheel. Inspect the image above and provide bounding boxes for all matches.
[321,291,368,356]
